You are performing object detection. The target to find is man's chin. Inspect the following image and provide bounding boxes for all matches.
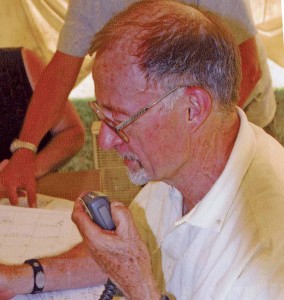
[127,168,151,186]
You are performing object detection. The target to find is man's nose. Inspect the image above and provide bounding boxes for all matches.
[98,122,124,150]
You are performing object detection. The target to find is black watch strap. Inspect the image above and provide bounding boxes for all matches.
[24,259,45,294]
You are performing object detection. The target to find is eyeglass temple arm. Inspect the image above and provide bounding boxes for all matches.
[115,87,181,131]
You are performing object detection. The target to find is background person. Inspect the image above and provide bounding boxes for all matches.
[0,47,85,200]
[73,1,284,298]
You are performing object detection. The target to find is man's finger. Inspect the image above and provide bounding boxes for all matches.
[7,188,19,206]
[111,202,138,239]
[73,199,118,251]
[72,199,102,237]
[25,182,37,208]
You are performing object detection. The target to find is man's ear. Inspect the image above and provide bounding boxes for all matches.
[185,87,212,132]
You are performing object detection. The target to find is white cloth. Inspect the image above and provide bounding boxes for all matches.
[130,108,284,299]
[242,34,276,127]
[57,0,276,127]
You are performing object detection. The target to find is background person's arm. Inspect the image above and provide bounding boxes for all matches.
[0,51,84,207]
[22,48,86,178]
[20,50,84,146]
[35,101,85,178]
[238,36,262,107]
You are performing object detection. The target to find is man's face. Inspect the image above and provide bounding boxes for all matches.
[92,49,189,185]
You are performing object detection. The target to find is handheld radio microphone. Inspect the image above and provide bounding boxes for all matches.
[80,192,122,300]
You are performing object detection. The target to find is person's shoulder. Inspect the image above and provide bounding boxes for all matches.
[244,126,284,238]
[252,124,284,157]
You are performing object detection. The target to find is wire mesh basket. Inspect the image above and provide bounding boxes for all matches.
[91,121,141,205]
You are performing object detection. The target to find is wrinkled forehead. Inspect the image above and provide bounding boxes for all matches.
[92,48,157,112]
[93,47,150,96]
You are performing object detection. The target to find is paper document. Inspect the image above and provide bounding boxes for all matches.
[0,194,114,300]
[13,286,105,300]
[0,205,82,264]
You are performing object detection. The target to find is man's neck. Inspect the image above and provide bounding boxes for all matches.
[171,111,240,215]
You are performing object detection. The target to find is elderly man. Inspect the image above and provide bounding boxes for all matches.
[1,1,284,299]
[73,0,284,299]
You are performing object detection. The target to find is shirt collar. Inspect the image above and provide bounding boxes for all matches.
[174,108,256,232]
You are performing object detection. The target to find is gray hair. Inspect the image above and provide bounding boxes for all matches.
[89,0,241,109]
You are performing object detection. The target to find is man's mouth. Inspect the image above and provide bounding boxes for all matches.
[121,153,142,170]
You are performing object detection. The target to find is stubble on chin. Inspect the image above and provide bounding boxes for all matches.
[121,153,151,185]
[127,168,151,186]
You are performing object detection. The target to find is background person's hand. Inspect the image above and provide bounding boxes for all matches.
[72,199,161,300]
[0,150,37,207]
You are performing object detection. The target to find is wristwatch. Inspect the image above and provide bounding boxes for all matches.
[10,139,37,154]
[24,259,45,294]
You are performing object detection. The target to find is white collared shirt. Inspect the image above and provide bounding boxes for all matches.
[130,108,284,299]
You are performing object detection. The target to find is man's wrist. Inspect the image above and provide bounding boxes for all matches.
[135,277,161,300]
[10,139,37,154]
[6,264,34,297]
[24,259,45,294]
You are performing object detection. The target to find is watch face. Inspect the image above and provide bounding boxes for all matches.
[35,271,45,289]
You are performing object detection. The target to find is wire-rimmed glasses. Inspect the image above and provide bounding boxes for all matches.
[89,86,181,143]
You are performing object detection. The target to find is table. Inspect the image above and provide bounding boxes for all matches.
[37,169,101,200]
[1,169,109,300]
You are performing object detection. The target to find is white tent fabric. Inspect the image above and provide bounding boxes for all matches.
[248,0,284,67]
[0,0,283,82]
[0,0,93,85]
[20,0,68,63]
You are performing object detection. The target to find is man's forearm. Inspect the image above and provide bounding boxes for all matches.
[41,243,107,292]
[0,264,34,298]
[4,243,107,297]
